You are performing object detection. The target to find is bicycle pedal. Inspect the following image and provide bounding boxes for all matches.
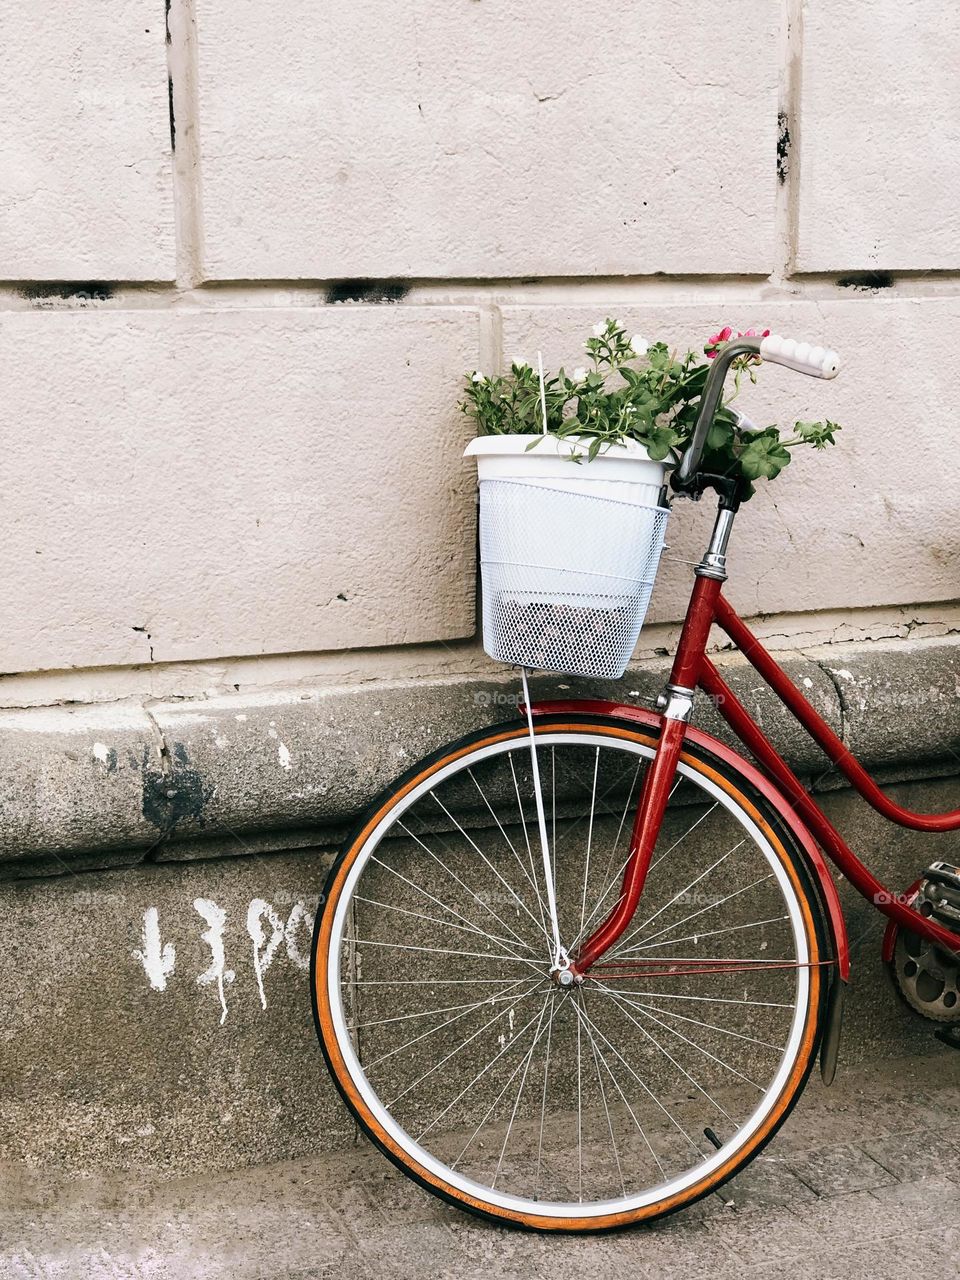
[891,862,960,1024]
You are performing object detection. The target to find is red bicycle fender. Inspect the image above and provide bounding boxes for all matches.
[528,698,851,980]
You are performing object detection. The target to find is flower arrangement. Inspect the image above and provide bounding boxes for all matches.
[461,317,840,498]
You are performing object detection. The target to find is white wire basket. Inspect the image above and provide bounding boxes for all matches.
[478,478,670,679]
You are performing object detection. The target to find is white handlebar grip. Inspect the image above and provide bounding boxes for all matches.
[759,333,840,379]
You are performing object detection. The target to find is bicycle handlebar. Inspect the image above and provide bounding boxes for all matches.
[675,333,841,489]
[760,334,840,379]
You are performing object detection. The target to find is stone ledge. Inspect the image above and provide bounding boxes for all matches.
[0,636,958,876]
[0,777,950,1176]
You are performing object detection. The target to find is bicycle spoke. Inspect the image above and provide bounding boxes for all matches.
[592,986,739,1121]
[609,993,787,1053]
[580,989,625,1197]
[618,868,770,954]
[509,752,551,945]
[428,793,550,943]
[569,996,705,1158]
[365,975,536,1070]
[612,838,748,955]
[577,747,601,942]
[351,983,540,1032]
[576,998,583,1201]
[369,852,533,956]
[344,936,544,971]
[395,821,533,951]
[492,996,555,1188]
[579,1010,667,1181]
[647,799,720,876]
[467,766,546,916]
[354,894,535,959]
[355,976,534,986]
[571,757,645,946]
[626,913,790,953]
[596,982,765,1091]
[583,987,794,1009]
[413,995,553,1138]
[450,993,558,1172]
[571,776,683,950]
[535,991,557,1199]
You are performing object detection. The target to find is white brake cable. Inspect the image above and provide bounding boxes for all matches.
[520,667,568,969]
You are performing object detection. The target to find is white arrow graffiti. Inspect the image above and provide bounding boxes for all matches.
[131,906,176,992]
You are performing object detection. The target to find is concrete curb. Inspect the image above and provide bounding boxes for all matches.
[1,636,958,876]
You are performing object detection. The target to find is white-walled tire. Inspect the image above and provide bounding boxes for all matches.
[312,716,830,1231]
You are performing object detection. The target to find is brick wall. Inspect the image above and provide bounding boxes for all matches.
[1,0,957,700]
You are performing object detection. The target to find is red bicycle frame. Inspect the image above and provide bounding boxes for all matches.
[537,556,960,979]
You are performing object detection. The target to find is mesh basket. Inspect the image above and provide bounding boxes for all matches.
[478,479,669,679]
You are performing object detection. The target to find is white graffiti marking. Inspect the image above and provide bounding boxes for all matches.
[132,896,318,1023]
[247,898,286,1010]
[131,906,176,991]
[194,897,236,1025]
[283,902,314,971]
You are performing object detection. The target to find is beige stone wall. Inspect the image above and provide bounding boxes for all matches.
[1,0,958,707]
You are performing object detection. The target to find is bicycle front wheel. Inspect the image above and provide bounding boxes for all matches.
[312,714,829,1231]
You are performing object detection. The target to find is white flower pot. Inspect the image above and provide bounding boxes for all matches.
[464,435,670,679]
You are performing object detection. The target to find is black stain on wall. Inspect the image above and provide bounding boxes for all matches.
[837,271,895,290]
[18,282,114,302]
[141,742,215,835]
[168,76,176,149]
[776,111,790,185]
[325,280,410,304]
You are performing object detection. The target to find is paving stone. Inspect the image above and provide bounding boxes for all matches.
[785,1142,897,1197]
[862,1128,960,1185]
[708,1158,818,1212]
[716,1188,894,1267]
[0,1056,956,1278]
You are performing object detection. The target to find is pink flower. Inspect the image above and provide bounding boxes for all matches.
[705,325,770,358]
[705,325,733,358]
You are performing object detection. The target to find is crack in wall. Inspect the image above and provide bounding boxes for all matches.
[140,703,214,857]
[165,0,205,287]
[813,657,849,746]
[772,0,804,283]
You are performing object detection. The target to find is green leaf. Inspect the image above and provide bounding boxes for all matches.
[794,419,841,448]
[706,419,736,451]
[739,435,792,481]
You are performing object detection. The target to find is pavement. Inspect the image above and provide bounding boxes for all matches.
[1,1048,958,1279]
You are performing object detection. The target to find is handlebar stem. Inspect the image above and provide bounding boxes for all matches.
[675,337,762,488]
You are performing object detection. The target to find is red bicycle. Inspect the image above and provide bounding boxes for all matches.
[312,334,960,1231]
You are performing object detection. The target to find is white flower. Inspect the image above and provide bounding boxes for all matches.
[471,370,485,383]
[592,321,606,337]
[572,367,587,382]
[630,335,649,356]
[511,357,529,368]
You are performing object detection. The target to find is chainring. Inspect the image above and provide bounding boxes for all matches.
[893,929,960,1024]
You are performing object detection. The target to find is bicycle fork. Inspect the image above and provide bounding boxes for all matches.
[568,520,732,981]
